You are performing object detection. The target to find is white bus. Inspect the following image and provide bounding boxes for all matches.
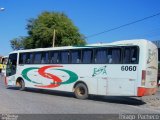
[5,39,158,99]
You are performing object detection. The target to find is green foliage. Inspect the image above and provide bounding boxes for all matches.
[10,37,25,50]
[10,11,86,50]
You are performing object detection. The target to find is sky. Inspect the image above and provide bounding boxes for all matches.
[0,0,160,56]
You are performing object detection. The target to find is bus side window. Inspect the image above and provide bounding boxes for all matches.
[107,55,112,64]
[33,52,42,64]
[19,53,26,64]
[50,51,59,64]
[82,49,93,64]
[41,52,49,64]
[71,50,81,64]
[107,48,121,64]
[112,48,121,64]
[60,51,69,64]
[107,49,112,64]
[123,47,138,64]
[131,47,138,64]
[123,48,130,64]
[94,48,107,64]
[26,53,33,64]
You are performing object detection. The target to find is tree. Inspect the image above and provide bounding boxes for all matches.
[10,11,86,50]
[10,37,25,50]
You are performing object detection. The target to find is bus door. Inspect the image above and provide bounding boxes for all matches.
[6,53,17,86]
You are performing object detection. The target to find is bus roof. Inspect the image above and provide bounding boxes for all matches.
[9,39,154,54]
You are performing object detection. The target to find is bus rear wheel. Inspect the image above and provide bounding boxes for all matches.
[74,83,88,99]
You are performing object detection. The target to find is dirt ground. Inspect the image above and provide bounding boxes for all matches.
[141,87,160,110]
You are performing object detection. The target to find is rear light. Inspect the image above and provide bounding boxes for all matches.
[141,70,146,86]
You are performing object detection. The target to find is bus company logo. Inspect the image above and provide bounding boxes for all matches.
[22,65,78,88]
[92,66,107,77]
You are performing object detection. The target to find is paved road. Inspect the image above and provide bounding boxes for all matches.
[0,75,160,114]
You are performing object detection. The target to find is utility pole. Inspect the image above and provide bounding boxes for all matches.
[52,29,56,47]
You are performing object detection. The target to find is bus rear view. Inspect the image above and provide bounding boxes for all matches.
[137,40,158,97]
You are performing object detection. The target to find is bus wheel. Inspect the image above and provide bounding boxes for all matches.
[18,79,25,91]
[74,83,88,99]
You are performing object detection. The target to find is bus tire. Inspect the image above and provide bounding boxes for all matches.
[19,79,25,91]
[74,83,88,99]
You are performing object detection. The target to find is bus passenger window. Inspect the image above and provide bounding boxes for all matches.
[19,53,26,64]
[82,49,93,64]
[50,51,59,64]
[71,50,81,64]
[123,47,138,64]
[107,48,121,64]
[41,52,49,64]
[94,49,107,64]
[60,51,69,64]
[131,47,138,63]
[123,48,130,64]
[26,53,33,64]
[108,55,112,64]
[33,52,42,64]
